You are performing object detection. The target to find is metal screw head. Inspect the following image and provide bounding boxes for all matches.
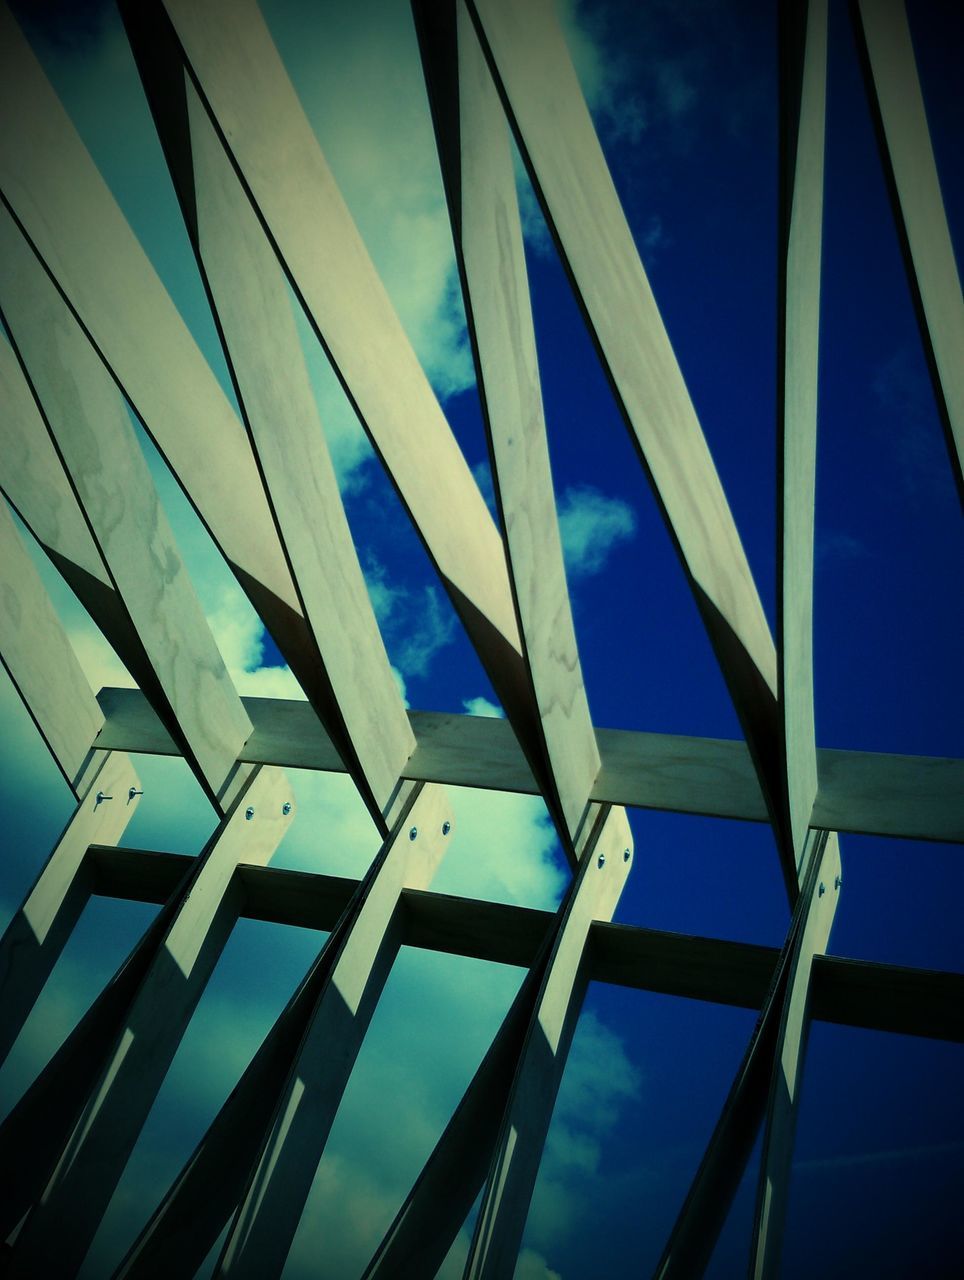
[95,791,113,806]
[245,806,255,821]
[623,847,632,862]
[282,802,292,816]
[597,851,606,869]
[441,820,452,836]
[834,874,842,890]
[818,881,826,897]
[128,786,143,802]
[409,826,418,841]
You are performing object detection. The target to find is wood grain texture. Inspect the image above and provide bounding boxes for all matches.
[778,0,827,876]
[751,832,841,1278]
[414,0,599,846]
[94,687,964,842]
[0,497,103,792]
[89,846,964,1043]
[6,767,295,1280]
[855,0,964,492]
[0,203,253,811]
[214,786,453,1279]
[466,0,794,891]
[184,79,414,819]
[0,752,141,1062]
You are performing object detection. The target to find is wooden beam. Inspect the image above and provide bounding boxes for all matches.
[777,0,828,876]
[0,204,253,812]
[363,808,632,1278]
[4,768,294,1279]
[854,0,964,495]
[117,0,414,829]
[94,687,964,843]
[413,0,600,848]
[465,0,794,893]
[655,831,840,1279]
[0,753,141,1063]
[85,846,964,1043]
[0,498,102,794]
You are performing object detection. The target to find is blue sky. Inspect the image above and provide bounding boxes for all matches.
[0,0,961,1276]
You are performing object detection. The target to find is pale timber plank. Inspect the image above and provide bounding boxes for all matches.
[0,499,102,792]
[655,830,840,1279]
[94,687,964,842]
[778,0,827,875]
[87,849,964,1042]
[855,0,964,492]
[413,0,599,845]
[0,753,141,1063]
[466,0,793,891]
[214,786,453,1279]
[364,807,631,1278]
[155,0,587,853]
[0,206,252,810]
[5,768,295,1280]
[112,783,447,1279]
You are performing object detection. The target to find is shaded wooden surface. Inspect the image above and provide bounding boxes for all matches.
[0,204,252,810]
[414,0,599,848]
[6,769,295,1280]
[855,0,964,493]
[0,753,141,1062]
[0,498,103,793]
[778,0,827,875]
[94,687,964,843]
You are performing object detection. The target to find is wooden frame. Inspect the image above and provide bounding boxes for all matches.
[0,0,959,1275]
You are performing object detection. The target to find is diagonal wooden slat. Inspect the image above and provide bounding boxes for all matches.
[3,768,295,1280]
[0,497,102,794]
[464,0,798,895]
[777,0,829,878]
[854,0,964,496]
[413,0,600,846]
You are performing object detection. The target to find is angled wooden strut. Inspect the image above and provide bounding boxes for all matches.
[116,0,415,826]
[113,782,453,1280]
[363,805,633,1279]
[0,752,142,1064]
[777,0,828,877]
[0,204,253,812]
[141,0,591,859]
[412,0,600,845]
[463,0,800,895]
[853,0,964,497]
[0,3,394,836]
[0,497,103,796]
[2,768,295,1280]
[654,830,840,1279]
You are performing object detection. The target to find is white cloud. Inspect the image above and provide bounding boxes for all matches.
[462,695,504,719]
[557,485,637,579]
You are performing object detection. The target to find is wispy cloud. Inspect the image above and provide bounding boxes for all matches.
[364,559,457,683]
[557,484,637,579]
[462,695,504,719]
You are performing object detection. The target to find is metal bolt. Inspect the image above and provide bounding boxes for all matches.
[834,874,842,890]
[442,821,452,836]
[409,826,418,841]
[818,881,826,897]
[245,806,255,821]
[623,847,632,862]
[282,802,292,816]
[95,791,113,806]
[597,851,606,869]
[128,787,143,802]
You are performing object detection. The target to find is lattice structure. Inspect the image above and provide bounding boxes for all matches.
[0,0,960,1276]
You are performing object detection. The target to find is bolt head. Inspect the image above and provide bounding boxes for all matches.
[623,847,631,862]
[597,851,606,869]
[282,801,292,816]
[441,820,451,836]
[834,874,842,890]
[818,881,826,897]
[409,826,418,841]
[245,806,255,821]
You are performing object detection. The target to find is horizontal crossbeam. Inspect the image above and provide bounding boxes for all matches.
[87,845,964,1042]
[94,688,964,843]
